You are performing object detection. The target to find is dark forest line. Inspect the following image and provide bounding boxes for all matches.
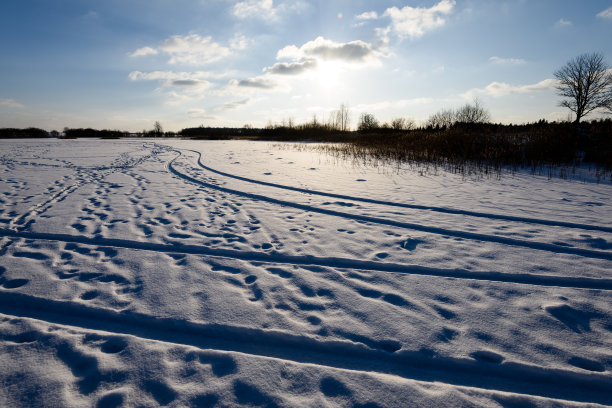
[1,119,611,174]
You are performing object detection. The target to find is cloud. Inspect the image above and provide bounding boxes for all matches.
[129,70,212,104]
[597,6,612,19]
[556,18,572,27]
[233,0,275,19]
[129,46,158,57]
[214,98,251,111]
[489,56,526,65]
[265,59,318,75]
[129,71,213,92]
[159,34,231,65]
[233,0,305,20]
[233,77,278,89]
[462,78,558,99]
[356,11,378,20]
[0,98,24,108]
[166,91,194,105]
[382,0,455,39]
[128,71,212,81]
[129,34,233,65]
[277,37,381,64]
[171,79,210,88]
[229,34,250,51]
[187,109,215,119]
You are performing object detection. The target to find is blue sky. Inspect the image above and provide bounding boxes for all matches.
[1,0,611,131]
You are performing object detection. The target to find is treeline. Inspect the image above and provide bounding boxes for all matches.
[2,119,610,172]
[328,119,612,172]
[0,128,50,138]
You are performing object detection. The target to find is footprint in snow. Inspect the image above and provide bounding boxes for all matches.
[471,350,504,364]
[568,356,605,372]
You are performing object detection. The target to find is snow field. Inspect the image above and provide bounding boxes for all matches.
[0,138,611,407]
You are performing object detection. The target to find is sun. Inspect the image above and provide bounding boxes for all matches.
[313,61,344,92]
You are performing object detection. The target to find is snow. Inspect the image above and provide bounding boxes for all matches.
[0,138,611,407]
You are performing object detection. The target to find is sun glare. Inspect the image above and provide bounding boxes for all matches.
[313,61,344,93]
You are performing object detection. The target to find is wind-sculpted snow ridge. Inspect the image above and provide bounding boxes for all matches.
[1,228,611,290]
[1,291,611,405]
[189,148,612,234]
[168,150,612,261]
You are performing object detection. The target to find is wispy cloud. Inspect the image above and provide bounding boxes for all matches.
[382,0,455,39]
[166,91,194,105]
[128,71,212,81]
[356,11,378,20]
[187,108,215,119]
[0,98,24,108]
[129,34,236,65]
[597,6,612,19]
[232,0,305,21]
[214,98,251,111]
[129,70,212,104]
[489,56,526,65]
[129,46,158,57]
[462,78,558,99]
[555,18,572,27]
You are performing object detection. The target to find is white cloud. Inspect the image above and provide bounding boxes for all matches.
[129,34,232,65]
[229,34,250,51]
[232,0,305,20]
[159,34,231,65]
[356,11,378,20]
[556,18,572,27]
[276,37,382,64]
[128,71,212,81]
[462,78,558,99]
[233,0,276,19]
[129,46,158,58]
[0,98,24,108]
[597,6,612,19]
[383,0,455,39]
[489,56,526,65]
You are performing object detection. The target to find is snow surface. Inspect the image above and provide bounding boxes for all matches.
[0,138,611,407]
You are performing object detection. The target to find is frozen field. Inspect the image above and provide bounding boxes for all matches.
[0,138,611,407]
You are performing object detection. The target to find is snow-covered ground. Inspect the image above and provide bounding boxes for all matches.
[0,138,611,407]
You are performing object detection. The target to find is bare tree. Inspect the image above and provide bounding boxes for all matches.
[427,108,455,129]
[390,117,415,131]
[153,121,163,136]
[554,52,612,123]
[455,98,490,124]
[358,112,379,131]
[337,103,350,131]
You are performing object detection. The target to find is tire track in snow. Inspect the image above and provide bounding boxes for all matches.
[0,291,611,405]
[184,147,612,234]
[168,151,612,261]
[1,228,611,290]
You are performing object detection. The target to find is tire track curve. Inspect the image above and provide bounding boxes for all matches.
[168,150,612,261]
[183,147,612,234]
